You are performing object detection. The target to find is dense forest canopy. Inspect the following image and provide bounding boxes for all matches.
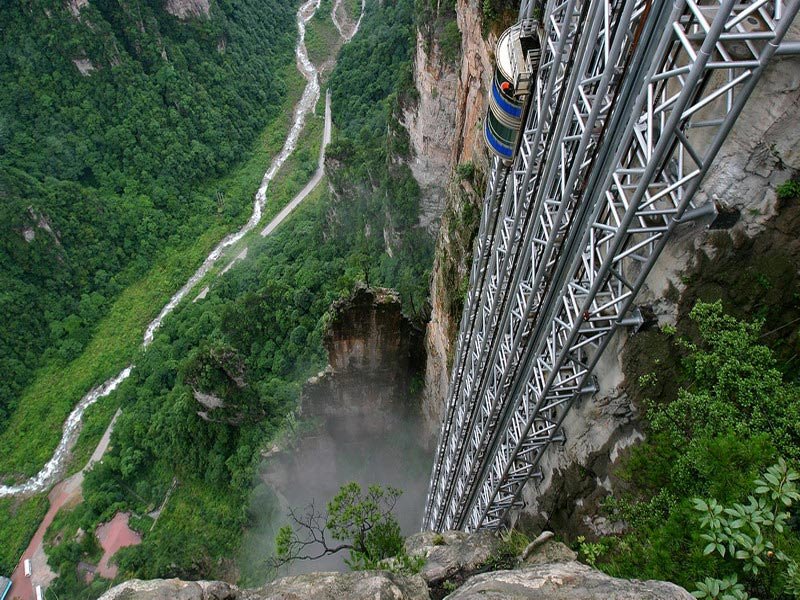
[0,0,296,423]
[31,0,433,594]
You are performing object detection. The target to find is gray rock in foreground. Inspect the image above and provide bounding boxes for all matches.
[445,561,693,599]
[99,548,694,600]
[98,571,431,600]
[404,529,501,588]
[245,571,430,600]
[98,579,239,600]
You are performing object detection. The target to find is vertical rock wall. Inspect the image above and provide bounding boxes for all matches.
[409,0,497,442]
[401,35,459,232]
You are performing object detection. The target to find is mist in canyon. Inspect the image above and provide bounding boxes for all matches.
[236,286,433,584]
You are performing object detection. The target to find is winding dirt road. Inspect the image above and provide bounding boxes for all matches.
[261,90,332,237]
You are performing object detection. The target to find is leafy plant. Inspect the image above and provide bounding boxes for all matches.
[483,529,530,570]
[693,574,751,600]
[456,162,476,181]
[577,535,609,567]
[440,20,462,64]
[442,579,459,593]
[593,303,800,594]
[693,460,800,597]
[777,179,800,201]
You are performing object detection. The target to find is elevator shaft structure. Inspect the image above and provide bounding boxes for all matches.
[425,0,799,532]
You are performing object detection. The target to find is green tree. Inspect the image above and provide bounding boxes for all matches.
[274,482,404,570]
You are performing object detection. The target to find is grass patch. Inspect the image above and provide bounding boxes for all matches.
[67,393,122,479]
[262,110,325,223]
[344,0,361,21]
[0,495,49,574]
[306,0,343,68]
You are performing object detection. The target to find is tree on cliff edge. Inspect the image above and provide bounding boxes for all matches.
[272,482,404,571]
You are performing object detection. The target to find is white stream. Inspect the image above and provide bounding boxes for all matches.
[0,0,365,498]
[332,0,366,41]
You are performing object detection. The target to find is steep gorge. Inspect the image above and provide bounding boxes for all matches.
[9,0,800,598]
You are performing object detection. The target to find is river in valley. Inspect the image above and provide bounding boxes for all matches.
[0,0,361,501]
[4,1,369,594]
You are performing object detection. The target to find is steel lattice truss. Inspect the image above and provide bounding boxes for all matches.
[424,0,799,532]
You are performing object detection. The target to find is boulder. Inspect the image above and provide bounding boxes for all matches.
[98,579,239,600]
[246,571,430,600]
[446,561,693,599]
[404,530,501,593]
[101,572,430,600]
[522,540,577,566]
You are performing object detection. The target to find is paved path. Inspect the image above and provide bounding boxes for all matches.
[9,411,121,600]
[261,90,332,237]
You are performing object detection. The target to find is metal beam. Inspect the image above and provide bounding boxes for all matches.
[424,0,799,533]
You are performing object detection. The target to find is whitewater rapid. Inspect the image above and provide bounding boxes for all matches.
[0,0,368,498]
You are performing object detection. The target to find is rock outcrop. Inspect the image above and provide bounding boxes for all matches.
[99,535,694,599]
[447,562,693,600]
[99,572,430,600]
[417,0,495,441]
[253,285,431,569]
[300,284,424,434]
[401,34,459,232]
[405,530,501,594]
[164,0,211,19]
[253,571,430,600]
[66,0,88,18]
[99,579,238,600]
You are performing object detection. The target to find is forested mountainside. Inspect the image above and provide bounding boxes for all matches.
[23,0,432,595]
[0,0,295,422]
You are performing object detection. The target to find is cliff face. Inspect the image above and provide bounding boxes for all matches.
[409,0,496,441]
[401,35,459,232]
[416,6,800,537]
[301,285,425,435]
[164,0,211,19]
[256,285,431,572]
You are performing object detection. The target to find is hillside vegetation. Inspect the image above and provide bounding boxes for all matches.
[0,0,296,424]
[589,302,800,599]
[35,0,433,596]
